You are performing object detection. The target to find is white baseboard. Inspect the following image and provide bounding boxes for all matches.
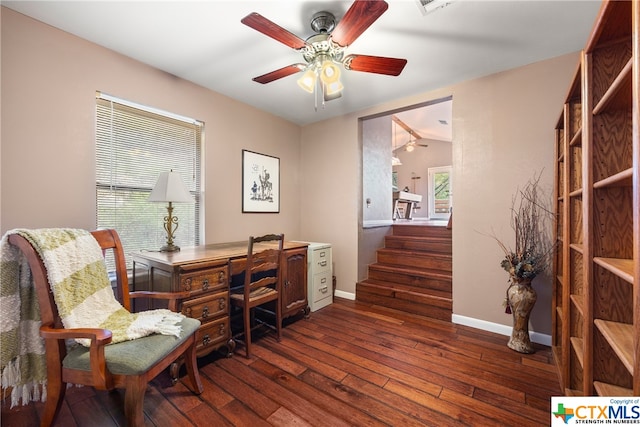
[334,290,356,300]
[452,314,552,347]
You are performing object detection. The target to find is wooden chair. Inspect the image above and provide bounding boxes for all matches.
[229,234,284,358]
[8,229,204,427]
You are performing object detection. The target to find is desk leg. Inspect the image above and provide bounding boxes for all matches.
[405,202,415,220]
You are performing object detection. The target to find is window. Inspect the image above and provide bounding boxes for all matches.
[428,166,452,220]
[96,93,203,269]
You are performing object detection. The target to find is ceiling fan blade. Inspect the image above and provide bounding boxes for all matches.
[345,54,407,76]
[252,64,304,84]
[330,0,388,47]
[241,12,307,50]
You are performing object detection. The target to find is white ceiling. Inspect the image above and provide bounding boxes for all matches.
[4,1,601,129]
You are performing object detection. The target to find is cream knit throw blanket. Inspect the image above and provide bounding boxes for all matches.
[0,228,185,407]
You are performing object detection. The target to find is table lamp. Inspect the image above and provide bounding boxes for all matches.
[148,170,193,252]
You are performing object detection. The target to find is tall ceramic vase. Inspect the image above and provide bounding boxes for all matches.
[506,278,536,354]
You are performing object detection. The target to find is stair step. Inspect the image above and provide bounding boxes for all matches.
[367,263,451,293]
[384,235,452,253]
[357,281,452,321]
[359,279,452,302]
[377,248,452,273]
[392,224,451,238]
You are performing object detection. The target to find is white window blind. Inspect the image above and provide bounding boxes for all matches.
[96,94,202,269]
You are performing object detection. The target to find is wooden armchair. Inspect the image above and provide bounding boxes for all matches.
[8,229,203,427]
[229,234,284,358]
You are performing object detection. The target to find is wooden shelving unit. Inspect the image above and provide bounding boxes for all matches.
[553,0,639,396]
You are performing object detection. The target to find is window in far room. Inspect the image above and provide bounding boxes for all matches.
[95,92,203,269]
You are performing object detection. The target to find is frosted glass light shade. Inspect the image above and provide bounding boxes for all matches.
[297,69,317,93]
[320,61,340,84]
[148,171,193,203]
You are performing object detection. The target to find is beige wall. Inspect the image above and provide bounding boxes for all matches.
[2,7,579,337]
[1,8,302,243]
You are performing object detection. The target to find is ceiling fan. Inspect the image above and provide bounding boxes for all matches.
[392,115,429,152]
[241,0,408,103]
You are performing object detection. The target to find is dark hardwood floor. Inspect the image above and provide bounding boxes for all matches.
[2,298,560,426]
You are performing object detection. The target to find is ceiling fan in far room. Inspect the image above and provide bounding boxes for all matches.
[392,115,429,153]
[241,0,408,104]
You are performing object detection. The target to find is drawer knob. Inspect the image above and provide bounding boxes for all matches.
[218,271,225,283]
[202,278,209,291]
[202,334,211,346]
[218,324,225,336]
[183,278,192,291]
[219,298,226,310]
[184,307,192,317]
[319,260,327,267]
[202,306,209,318]
[320,286,328,293]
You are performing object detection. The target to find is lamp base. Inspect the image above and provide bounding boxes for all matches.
[160,244,181,252]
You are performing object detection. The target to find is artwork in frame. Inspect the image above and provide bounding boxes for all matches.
[242,150,280,213]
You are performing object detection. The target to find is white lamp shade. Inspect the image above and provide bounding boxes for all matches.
[148,171,193,203]
[297,69,317,93]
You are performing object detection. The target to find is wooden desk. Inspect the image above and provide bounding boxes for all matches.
[131,240,309,359]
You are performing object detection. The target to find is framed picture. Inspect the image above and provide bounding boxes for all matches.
[242,150,280,213]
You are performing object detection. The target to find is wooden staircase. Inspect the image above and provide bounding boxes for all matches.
[356,223,452,321]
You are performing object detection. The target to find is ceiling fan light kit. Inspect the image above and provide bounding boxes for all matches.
[241,0,407,108]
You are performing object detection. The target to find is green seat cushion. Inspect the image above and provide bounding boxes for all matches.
[63,317,201,375]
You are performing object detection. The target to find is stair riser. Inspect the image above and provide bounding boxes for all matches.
[377,252,452,273]
[357,282,452,309]
[356,287,452,321]
[367,267,451,292]
[384,237,452,253]
[392,224,452,238]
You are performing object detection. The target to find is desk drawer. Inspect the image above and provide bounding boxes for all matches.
[182,291,228,321]
[179,266,227,294]
[196,317,229,352]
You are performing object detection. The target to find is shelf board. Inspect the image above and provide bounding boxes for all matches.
[556,305,563,318]
[571,337,584,367]
[569,188,583,198]
[593,168,633,189]
[559,152,565,162]
[570,294,584,316]
[593,58,632,115]
[565,388,584,396]
[593,257,634,284]
[569,243,584,254]
[556,274,564,286]
[594,381,633,397]
[569,128,582,147]
[594,319,634,374]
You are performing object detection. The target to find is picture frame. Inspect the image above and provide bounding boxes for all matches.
[242,150,280,213]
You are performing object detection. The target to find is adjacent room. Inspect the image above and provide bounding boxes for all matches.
[2,1,638,426]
